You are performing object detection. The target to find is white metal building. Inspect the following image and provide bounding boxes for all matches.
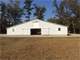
[7,19,68,35]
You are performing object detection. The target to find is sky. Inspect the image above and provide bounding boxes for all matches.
[0,0,61,20]
[19,0,61,20]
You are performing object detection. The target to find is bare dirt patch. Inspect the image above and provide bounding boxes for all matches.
[0,37,80,60]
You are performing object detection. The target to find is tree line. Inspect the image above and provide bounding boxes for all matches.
[0,0,80,34]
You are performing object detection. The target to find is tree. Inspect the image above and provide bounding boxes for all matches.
[0,2,7,33]
[7,0,23,25]
[24,0,33,21]
[34,5,46,20]
[0,0,23,34]
[63,0,80,33]
[51,0,80,33]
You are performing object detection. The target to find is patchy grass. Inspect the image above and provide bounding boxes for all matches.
[0,37,80,60]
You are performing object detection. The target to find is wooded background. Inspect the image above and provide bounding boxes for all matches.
[0,0,80,34]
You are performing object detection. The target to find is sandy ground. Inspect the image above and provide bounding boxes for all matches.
[0,37,80,60]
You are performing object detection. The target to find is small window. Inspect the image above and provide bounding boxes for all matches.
[12,29,15,32]
[58,28,61,31]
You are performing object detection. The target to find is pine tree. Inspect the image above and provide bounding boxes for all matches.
[24,0,33,21]
[34,5,46,20]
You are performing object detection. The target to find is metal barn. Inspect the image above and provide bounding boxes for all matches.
[7,19,68,35]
